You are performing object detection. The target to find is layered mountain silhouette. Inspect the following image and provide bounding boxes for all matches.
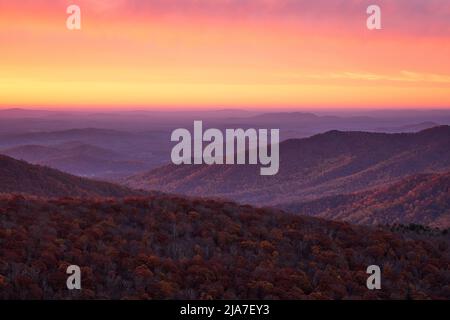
[0,122,448,299]
[124,126,450,208]
[1,142,147,178]
[0,154,142,197]
[373,121,440,133]
[0,128,173,178]
[281,172,450,228]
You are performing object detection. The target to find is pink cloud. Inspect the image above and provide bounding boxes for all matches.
[0,0,448,36]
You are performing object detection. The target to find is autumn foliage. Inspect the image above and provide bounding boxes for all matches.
[0,154,143,198]
[0,194,449,300]
[283,172,450,228]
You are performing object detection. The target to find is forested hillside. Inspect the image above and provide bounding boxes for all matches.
[0,155,142,197]
[124,126,450,206]
[0,194,448,299]
[282,172,450,228]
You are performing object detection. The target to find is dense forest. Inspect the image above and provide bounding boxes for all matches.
[282,172,450,228]
[0,154,144,197]
[124,126,450,206]
[1,194,449,299]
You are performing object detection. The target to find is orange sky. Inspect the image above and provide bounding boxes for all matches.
[0,0,449,109]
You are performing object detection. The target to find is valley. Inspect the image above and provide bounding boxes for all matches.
[124,126,450,209]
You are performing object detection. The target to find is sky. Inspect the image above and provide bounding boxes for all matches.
[0,0,449,110]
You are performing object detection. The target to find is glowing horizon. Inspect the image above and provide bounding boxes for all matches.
[1,0,449,109]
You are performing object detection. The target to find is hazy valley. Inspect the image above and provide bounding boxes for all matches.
[1,108,449,300]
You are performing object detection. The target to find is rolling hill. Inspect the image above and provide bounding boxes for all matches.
[1,142,148,178]
[1,142,119,162]
[0,154,143,197]
[123,126,450,206]
[373,121,440,133]
[0,129,448,299]
[0,193,448,299]
[281,172,450,228]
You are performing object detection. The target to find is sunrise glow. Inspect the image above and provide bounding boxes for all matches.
[0,0,449,109]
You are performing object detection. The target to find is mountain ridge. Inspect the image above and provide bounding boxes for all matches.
[281,171,450,228]
[0,154,143,197]
[123,126,450,206]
